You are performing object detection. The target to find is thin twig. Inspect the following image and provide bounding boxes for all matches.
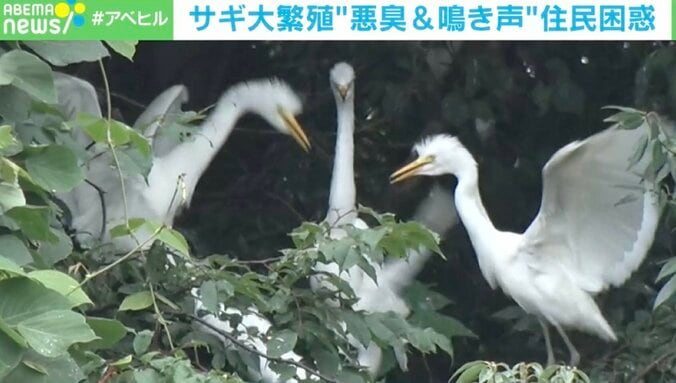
[631,350,676,383]
[98,59,139,247]
[178,313,336,383]
[72,225,162,292]
[149,282,175,350]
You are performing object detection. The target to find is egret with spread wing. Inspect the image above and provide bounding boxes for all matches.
[60,77,310,252]
[390,125,662,365]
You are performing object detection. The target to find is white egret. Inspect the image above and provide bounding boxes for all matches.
[390,126,663,366]
[311,62,459,376]
[63,77,310,252]
[54,74,312,382]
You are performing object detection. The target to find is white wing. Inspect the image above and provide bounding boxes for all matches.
[377,183,457,293]
[133,85,189,157]
[521,122,663,293]
[53,72,102,151]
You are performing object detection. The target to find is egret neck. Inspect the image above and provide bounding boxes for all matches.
[452,153,501,287]
[326,94,356,225]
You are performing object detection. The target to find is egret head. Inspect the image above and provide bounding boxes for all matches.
[390,134,474,183]
[330,62,355,102]
[238,78,311,152]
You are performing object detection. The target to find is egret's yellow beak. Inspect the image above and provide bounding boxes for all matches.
[390,155,434,184]
[280,109,311,152]
[337,85,349,100]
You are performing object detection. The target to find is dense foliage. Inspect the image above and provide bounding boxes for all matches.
[0,40,675,383]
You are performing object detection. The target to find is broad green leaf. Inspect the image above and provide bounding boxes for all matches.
[654,274,676,309]
[155,226,190,258]
[0,50,55,103]
[0,86,32,122]
[132,369,162,383]
[451,361,488,383]
[365,315,397,344]
[340,310,371,348]
[199,280,219,313]
[23,41,109,67]
[409,311,476,339]
[28,270,92,308]
[119,290,153,311]
[0,316,27,347]
[24,145,84,192]
[84,317,127,350]
[336,369,367,383]
[0,235,31,266]
[0,125,22,156]
[109,217,146,238]
[268,361,297,382]
[313,346,340,378]
[0,278,71,325]
[6,206,57,242]
[76,114,132,146]
[0,182,25,214]
[105,41,138,61]
[0,330,25,380]
[36,228,73,266]
[406,327,436,353]
[0,255,26,277]
[656,258,676,282]
[266,329,297,358]
[2,351,84,383]
[133,329,154,355]
[16,310,98,357]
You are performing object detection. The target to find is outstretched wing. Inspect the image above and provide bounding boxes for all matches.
[133,85,189,157]
[521,121,663,293]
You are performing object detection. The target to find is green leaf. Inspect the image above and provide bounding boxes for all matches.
[0,235,31,266]
[0,255,26,277]
[76,115,132,146]
[84,317,127,350]
[0,125,22,156]
[656,258,676,282]
[105,41,138,61]
[0,316,27,347]
[28,270,92,308]
[451,361,488,383]
[0,278,71,325]
[336,369,367,383]
[199,280,219,313]
[0,182,25,214]
[365,315,397,344]
[119,290,153,311]
[0,329,25,380]
[313,346,340,378]
[0,50,55,103]
[24,145,84,192]
[16,310,98,357]
[3,351,84,383]
[6,206,57,242]
[340,310,371,348]
[266,329,297,358]
[23,41,109,67]
[110,354,133,367]
[36,228,73,266]
[133,329,154,355]
[406,327,436,353]
[654,274,676,309]
[156,226,190,258]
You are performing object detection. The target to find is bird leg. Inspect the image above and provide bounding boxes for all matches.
[554,324,580,366]
[539,319,555,366]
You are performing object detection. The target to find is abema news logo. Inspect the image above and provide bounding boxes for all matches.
[2,0,87,36]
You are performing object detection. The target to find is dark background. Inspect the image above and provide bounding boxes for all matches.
[68,42,675,381]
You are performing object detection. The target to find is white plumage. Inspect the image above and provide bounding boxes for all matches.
[311,63,459,376]
[390,123,663,366]
[53,73,311,383]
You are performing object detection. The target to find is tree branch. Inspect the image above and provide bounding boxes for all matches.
[175,312,336,383]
